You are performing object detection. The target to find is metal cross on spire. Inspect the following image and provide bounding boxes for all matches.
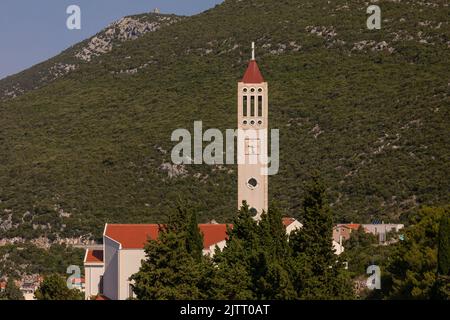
[251,42,255,60]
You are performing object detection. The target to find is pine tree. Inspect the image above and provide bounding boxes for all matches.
[213,202,296,299]
[290,175,353,299]
[253,206,296,299]
[186,207,204,261]
[211,202,258,299]
[130,230,205,299]
[131,204,211,300]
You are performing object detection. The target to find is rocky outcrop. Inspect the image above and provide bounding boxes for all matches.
[75,15,182,62]
[0,13,183,101]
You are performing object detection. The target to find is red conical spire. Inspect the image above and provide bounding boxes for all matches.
[242,60,264,83]
[241,42,264,83]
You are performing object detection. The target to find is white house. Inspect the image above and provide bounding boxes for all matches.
[84,223,232,300]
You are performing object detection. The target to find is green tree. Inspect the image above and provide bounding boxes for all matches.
[0,278,24,300]
[186,207,204,261]
[213,202,296,300]
[387,206,449,299]
[290,175,353,299]
[131,205,212,300]
[252,206,296,299]
[438,215,450,276]
[435,214,450,299]
[210,203,257,299]
[34,274,83,300]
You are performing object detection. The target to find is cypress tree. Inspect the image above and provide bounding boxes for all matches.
[186,207,204,261]
[131,204,211,300]
[211,202,258,299]
[290,174,353,299]
[253,206,296,299]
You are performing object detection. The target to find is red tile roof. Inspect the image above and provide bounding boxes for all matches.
[95,294,110,300]
[337,223,361,230]
[200,224,230,248]
[70,277,85,284]
[282,217,296,227]
[242,60,264,83]
[104,223,231,250]
[105,224,159,249]
[85,249,104,264]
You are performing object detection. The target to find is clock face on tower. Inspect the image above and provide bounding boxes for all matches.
[245,138,260,155]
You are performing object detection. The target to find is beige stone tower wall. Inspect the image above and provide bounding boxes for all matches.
[237,81,269,219]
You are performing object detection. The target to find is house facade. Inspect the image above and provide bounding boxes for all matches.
[84,223,232,300]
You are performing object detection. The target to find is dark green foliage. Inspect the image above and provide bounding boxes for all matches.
[290,175,353,299]
[132,201,315,300]
[0,278,24,300]
[186,207,205,261]
[340,227,392,299]
[213,203,296,299]
[387,206,449,299]
[0,0,448,244]
[130,205,212,299]
[438,215,450,276]
[0,243,84,279]
[213,178,353,300]
[34,274,84,300]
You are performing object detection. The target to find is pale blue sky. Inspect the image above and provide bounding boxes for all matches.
[0,0,223,79]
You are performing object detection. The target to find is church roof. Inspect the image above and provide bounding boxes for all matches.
[103,223,231,249]
[242,60,264,83]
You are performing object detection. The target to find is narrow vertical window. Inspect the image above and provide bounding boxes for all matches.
[258,96,263,117]
[250,96,255,116]
[243,96,247,116]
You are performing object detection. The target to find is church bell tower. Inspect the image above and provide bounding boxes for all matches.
[237,43,268,220]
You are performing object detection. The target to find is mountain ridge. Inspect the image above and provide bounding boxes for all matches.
[0,0,449,241]
[0,12,184,100]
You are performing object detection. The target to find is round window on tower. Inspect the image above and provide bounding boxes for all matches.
[258,88,263,93]
[250,120,255,125]
[258,120,262,125]
[243,120,248,125]
[243,88,248,93]
[247,178,258,189]
[249,207,258,215]
[250,88,255,93]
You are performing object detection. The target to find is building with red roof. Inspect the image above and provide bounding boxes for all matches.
[84,222,235,300]
[83,218,303,300]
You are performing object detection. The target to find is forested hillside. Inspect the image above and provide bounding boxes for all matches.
[0,0,449,241]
